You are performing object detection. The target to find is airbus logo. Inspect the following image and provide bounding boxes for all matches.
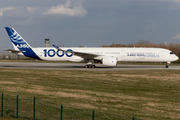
[17,44,30,48]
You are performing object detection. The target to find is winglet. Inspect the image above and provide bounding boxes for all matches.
[53,44,65,51]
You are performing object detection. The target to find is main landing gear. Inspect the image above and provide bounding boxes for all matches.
[85,59,96,68]
[165,62,170,68]
[84,65,96,68]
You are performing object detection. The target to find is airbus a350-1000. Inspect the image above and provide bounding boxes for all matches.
[5,27,178,68]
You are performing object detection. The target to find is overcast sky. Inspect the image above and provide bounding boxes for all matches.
[1,0,180,49]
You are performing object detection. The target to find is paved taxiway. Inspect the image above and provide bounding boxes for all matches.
[0,62,180,71]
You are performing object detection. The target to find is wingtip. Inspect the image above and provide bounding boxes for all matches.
[53,44,59,48]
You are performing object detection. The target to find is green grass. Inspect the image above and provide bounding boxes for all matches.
[0,118,23,120]
[0,68,180,120]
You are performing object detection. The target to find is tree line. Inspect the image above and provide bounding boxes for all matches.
[102,40,180,62]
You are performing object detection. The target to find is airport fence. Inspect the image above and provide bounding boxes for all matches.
[0,94,142,120]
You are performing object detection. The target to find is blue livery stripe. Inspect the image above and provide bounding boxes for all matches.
[5,27,41,60]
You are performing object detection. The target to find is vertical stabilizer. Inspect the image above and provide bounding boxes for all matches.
[5,27,40,59]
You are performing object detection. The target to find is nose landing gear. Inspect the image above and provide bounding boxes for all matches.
[165,65,169,68]
[165,62,170,68]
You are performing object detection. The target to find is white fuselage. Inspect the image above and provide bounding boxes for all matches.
[30,47,178,63]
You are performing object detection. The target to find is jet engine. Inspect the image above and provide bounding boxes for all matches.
[102,57,117,66]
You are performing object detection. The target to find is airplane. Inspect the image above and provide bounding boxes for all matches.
[5,27,179,68]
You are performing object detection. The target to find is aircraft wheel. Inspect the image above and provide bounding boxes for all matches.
[91,65,96,68]
[85,65,89,68]
[85,65,96,68]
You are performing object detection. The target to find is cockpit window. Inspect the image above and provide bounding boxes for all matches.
[170,52,174,54]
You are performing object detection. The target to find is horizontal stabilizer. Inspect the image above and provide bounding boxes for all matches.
[4,49,25,54]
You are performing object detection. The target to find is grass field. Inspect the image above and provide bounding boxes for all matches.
[0,68,180,120]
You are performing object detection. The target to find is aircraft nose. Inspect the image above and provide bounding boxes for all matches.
[174,55,179,61]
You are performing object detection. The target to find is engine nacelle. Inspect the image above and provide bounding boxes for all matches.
[102,57,117,66]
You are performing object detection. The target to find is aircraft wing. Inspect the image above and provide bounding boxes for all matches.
[4,49,25,54]
[53,45,100,59]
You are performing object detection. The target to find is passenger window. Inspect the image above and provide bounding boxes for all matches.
[170,52,174,54]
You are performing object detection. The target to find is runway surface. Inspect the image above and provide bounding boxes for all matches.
[0,62,180,71]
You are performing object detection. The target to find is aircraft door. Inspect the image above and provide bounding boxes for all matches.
[119,50,126,60]
[120,50,126,57]
[161,51,164,57]
[37,50,43,57]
